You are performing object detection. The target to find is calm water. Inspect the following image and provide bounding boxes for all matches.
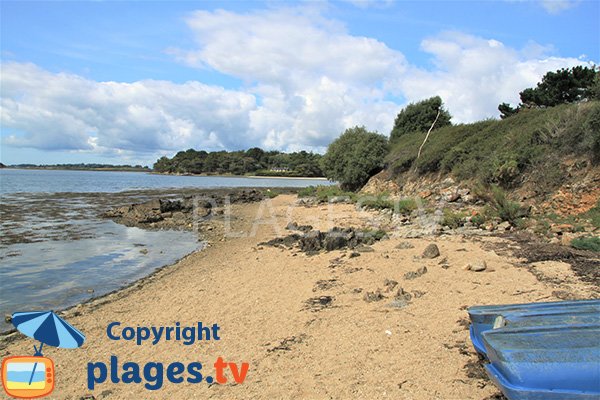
[0,169,331,194]
[0,169,331,331]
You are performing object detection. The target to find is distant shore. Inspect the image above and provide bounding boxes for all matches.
[2,166,150,172]
[150,171,329,180]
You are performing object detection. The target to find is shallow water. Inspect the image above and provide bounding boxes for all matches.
[0,168,331,194]
[0,222,199,330]
[0,169,330,331]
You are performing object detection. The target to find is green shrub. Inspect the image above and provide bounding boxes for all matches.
[441,209,467,229]
[297,186,317,197]
[397,199,418,214]
[321,126,388,191]
[297,185,356,203]
[357,195,417,214]
[489,186,529,225]
[571,236,600,252]
[264,189,280,199]
[385,101,600,185]
[580,200,600,228]
[359,194,395,211]
[361,229,388,242]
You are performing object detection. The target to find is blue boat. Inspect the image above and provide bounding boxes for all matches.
[482,324,600,399]
[468,299,600,355]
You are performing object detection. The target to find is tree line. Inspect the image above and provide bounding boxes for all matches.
[153,148,324,177]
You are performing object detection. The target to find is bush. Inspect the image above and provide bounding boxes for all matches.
[441,209,467,229]
[357,195,417,214]
[490,186,529,224]
[358,194,395,211]
[390,96,452,141]
[580,200,600,228]
[321,126,388,191]
[264,189,280,199]
[386,101,600,189]
[297,185,356,203]
[571,236,600,252]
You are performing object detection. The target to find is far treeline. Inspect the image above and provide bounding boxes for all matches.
[153,148,324,177]
[8,163,150,171]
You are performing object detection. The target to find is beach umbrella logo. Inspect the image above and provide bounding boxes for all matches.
[1,311,86,399]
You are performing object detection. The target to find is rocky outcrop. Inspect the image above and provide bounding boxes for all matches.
[103,189,264,230]
[261,225,384,253]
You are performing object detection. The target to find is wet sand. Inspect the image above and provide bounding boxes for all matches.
[1,195,597,399]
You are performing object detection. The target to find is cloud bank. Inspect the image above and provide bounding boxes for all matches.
[1,7,594,162]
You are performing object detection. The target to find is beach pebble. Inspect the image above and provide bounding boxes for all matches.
[465,260,487,272]
[395,241,415,249]
[422,243,440,258]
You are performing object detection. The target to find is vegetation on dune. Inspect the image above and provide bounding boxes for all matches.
[386,100,600,191]
[153,147,323,177]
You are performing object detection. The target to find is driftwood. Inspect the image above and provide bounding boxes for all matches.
[416,109,441,160]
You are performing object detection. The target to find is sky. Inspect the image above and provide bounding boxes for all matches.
[1,0,598,166]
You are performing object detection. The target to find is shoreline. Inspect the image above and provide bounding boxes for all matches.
[1,194,597,399]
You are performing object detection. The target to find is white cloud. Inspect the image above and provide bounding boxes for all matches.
[396,31,594,122]
[1,62,257,155]
[540,0,579,14]
[1,8,595,162]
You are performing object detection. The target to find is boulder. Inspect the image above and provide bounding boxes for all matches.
[422,243,440,258]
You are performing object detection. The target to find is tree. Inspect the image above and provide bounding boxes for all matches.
[498,102,518,119]
[498,66,599,118]
[390,96,452,142]
[320,126,388,191]
[520,66,597,107]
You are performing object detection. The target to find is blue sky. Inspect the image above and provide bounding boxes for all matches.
[1,0,598,166]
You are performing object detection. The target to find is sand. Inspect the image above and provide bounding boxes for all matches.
[1,194,596,399]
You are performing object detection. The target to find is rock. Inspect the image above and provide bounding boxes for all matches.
[497,221,511,231]
[465,260,487,272]
[329,196,350,204]
[395,241,415,249]
[356,245,374,252]
[422,243,440,258]
[299,230,323,252]
[404,266,428,280]
[395,287,412,301]
[4,314,12,323]
[303,296,334,312]
[139,248,148,255]
[349,252,361,258]
[446,192,461,202]
[363,290,385,302]
[551,223,574,234]
[286,221,299,230]
[383,279,398,292]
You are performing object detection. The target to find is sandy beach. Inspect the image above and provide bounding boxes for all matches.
[1,194,597,399]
